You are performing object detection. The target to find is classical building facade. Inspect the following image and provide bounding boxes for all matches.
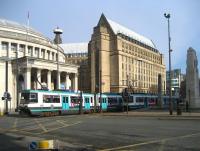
[0,19,78,114]
[88,14,166,93]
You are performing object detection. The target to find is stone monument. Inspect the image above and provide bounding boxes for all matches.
[186,47,200,109]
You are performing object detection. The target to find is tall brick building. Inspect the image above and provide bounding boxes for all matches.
[88,14,166,93]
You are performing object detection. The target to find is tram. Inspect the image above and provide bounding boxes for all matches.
[19,89,95,116]
[19,89,180,116]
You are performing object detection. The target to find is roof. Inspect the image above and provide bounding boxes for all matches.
[60,43,88,54]
[0,18,51,41]
[104,16,156,49]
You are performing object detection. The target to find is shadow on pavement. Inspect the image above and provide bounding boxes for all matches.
[0,133,27,151]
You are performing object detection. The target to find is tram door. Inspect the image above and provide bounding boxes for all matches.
[102,98,107,110]
[62,96,69,110]
[84,97,90,109]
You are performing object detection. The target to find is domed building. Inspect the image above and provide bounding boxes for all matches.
[0,19,78,114]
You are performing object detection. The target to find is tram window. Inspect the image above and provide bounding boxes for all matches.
[30,94,36,99]
[43,95,51,103]
[63,97,66,103]
[108,98,117,103]
[119,98,122,103]
[21,93,29,103]
[85,98,89,103]
[136,98,143,103]
[71,96,80,105]
[91,97,93,103]
[65,97,69,103]
[128,96,133,103]
[53,96,60,103]
[29,93,38,103]
[21,93,29,100]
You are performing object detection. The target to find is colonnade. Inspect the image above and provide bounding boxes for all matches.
[22,67,78,91]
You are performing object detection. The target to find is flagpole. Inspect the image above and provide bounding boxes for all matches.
[26,11,29,42]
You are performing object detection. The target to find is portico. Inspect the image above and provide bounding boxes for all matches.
[12,56,79,91]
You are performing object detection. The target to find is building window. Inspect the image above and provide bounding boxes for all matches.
[28,46,33,56]
[35,48,39,58]
[11,43,17,51]
[56,53,58,61]
[47,51,50,60]
[19,44,25,52]
[52,52,54,60]
[1,42,8,50]
[41,49,45,59]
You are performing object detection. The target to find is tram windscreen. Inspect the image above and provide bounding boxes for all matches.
[20,92,38,104]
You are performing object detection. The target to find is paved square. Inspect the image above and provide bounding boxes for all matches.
[0,113,200,150]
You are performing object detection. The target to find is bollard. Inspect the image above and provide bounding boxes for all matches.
[29,140,59,151]
[177,102,182,115]
[0,108,2,116]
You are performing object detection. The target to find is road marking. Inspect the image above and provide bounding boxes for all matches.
[34,119,47,132]
[20,126,43,131]
[56,120,68,126]
[98,132,200,151]
[20,119,61,131]
[158,140,166,151]
[12,118,18,130]
[16,121,82,135]
[12,118,18,129]
[39,121,82,134]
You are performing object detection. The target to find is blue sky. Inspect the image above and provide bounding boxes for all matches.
[0,0,200,73]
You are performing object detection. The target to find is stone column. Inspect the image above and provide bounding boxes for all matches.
[39,48,41,58]
[37,69,41,89]
[8,42,11,58]
[24,68,31,90]
[72,73,78,91]
[31,47,33,57]
[25,45,28,56]
[16,44,19,58]
[32,47,35,57]
[57,71,60,89]
[47,70,52,90]
[51,52,54,61]
[65,73,70,89]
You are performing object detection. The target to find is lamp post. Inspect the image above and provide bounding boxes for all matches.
[164,13,173,115]
[99,69,102,113]
[16,47,19,111]
[138,59,142,93]
[1,43,9,114]
[53,27,63,90]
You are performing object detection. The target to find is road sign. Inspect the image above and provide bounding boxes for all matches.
[29,141,37,150]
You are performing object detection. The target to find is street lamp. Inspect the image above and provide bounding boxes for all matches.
[164,13,173,115]
[53,27,63,90]
[0,44,10,114]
